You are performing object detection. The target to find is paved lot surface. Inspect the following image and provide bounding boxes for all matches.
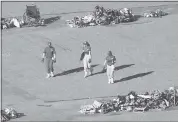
[2,2,178,121]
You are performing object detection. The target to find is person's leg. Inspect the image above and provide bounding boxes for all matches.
[45,58,50,78]
[110,65,115,84]
[49,59,54,77]
[83,55,88,78]
[87,55,93,75]
[107,65,111,84]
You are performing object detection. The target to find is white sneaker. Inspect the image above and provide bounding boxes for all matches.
[110,78,114,84]
[84,71,88,78]
[46,74,50,78]
[50,72,54,77]
[108,79,111,84]
[84,74,88,78]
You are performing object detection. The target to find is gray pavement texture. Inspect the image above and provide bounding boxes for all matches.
[1,2,178,121]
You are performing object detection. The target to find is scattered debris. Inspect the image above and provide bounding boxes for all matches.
[66,6,135,28]
[79,87,178,115]
[1,4,45,30]
[1,107,25,122]
[143,9,168,18]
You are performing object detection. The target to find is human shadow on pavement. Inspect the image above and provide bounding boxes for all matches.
[54,64,99,77]
[114,71,154,83]
[115,64,135,71]
[91,64,135,76]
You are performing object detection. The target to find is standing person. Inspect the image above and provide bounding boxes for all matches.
[41,42,56,78]
[103,51,116,84]
[81,41,93,78]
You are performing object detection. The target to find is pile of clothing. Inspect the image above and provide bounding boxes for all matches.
[79,100,114,114]
[143,9,168,18]
[1,17,45,30]
[1,107,24,122]
[66,5,135,28]
[1,17,25,29]
[79,87,178,115]
[66,14,97,28]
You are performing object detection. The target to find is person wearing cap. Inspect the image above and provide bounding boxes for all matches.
[42,42,56,78]
[82,41,93,78]
[103,51,116,84]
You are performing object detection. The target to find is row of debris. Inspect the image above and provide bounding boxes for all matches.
[1,17,24,29]
[1,17,45,30]
[1,108,25,122]
[1,4,45,30]
[66,5,168,28]
[143,9,168,18]
[66,6,135,28]
[2,4,168,30]
[79,86,178,115]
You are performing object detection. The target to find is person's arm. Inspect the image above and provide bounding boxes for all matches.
[89,50,91,55]
[113,56,116,64]
[53,54,56,59]
[52,47,56,60]
[104,56,108,67]
[102,59,107,71]
[88,46,92,57]
[41,48,46,62]
[42,53,45,58]
[104,60,107,66]
[42,48,46,58]
[82,45,85,52]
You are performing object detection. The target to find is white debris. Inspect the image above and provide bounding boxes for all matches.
[137,95,152,99]
[93,100,102,109]
[10,18,21,28]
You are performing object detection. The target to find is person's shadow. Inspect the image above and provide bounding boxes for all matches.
[91,64,135,76]
[54,64,99,77]
[114,71,154,83]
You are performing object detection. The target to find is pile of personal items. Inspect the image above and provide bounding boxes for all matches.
[143,9,168,18]
[1,107,24,122]
[1,4,45,30]
[79,86,178,115]
[66,5,135,28]
[1,17,25,29]
[66,13,97,28]
[22,4,45,27]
